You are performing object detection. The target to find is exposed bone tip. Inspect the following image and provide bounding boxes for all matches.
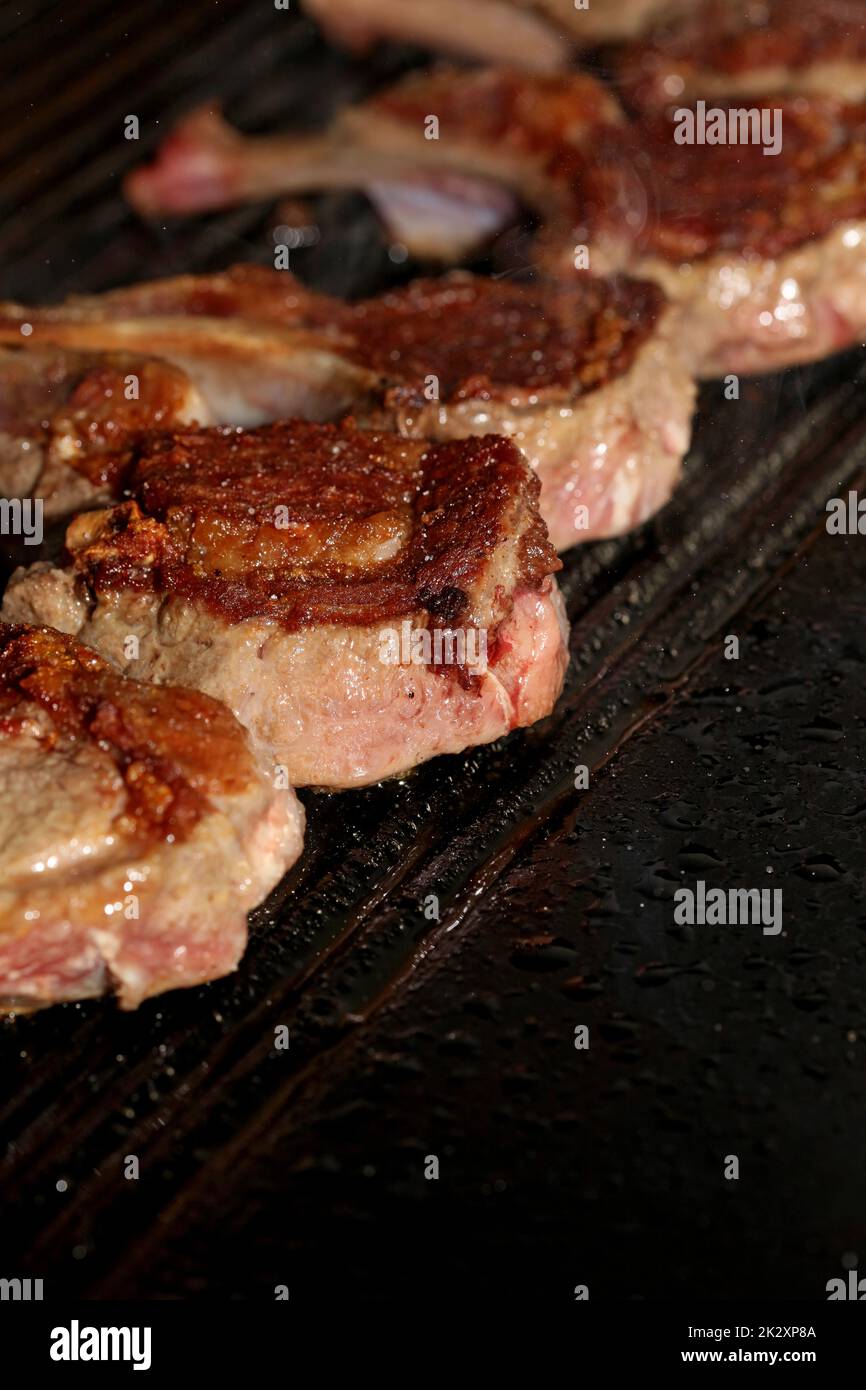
[125,105,240,216]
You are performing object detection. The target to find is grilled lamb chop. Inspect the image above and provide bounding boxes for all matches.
[563,93,866,377]
[0,265,372,429]
[2,421,569,789]
[124,105,522,256]
[344,272,693,551]
[0,265,694,551]
[142,70,866,376]
[302,0,689,68]
[121,72,617,253]
[0,346,212,524]
[338,68,866,376]
[0,623,304,1012]
[615,0,866,112]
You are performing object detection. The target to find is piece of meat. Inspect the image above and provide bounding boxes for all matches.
[123,104,522,258]
[345,272,694,550]
[0,264,375,428]
[302,0,690,66]
[2,421,569,789]
[155,69,866,376]
[615,0,866,112]
[0,346,212,523]
[361,72,866,376]
[343,65,622,219]
[563,96,866,376]
[0,622,304,1012]
[123,72,618,233]
[0,265,694,550]
[352,68,866,375]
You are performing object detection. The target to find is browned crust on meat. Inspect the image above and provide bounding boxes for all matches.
[64,420,559,630]
[0,622,259,845]
[343,271,665,405]
[580,98,866,262]
[616,0,866,111]
[50,356,204,487]
[357,65,866,264]
[0,347,204,489]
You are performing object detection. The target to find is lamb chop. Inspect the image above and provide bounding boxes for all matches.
[301,0,690,68]
[128,71,866,377]
[0,265,373,429]
[0,265,695,552]
[559,92,866,377]
[614,0,866,113]
[344,272,693,551]
[121,74,615,257]
[0,622,305,1012]
[2,420,569,790]
[310,69,866,376]
[124,104,522,257]
[0,265,378,527]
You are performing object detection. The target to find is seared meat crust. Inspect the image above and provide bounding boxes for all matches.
[344,272,664,405]
[0,622,253,843]
[566,96,866,264]
[0,346,210,519]
[66,420,559,633]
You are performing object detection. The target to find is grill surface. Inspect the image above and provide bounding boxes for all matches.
[2,0,865,1302]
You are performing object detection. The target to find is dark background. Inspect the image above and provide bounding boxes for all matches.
[1,0,865,1303]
